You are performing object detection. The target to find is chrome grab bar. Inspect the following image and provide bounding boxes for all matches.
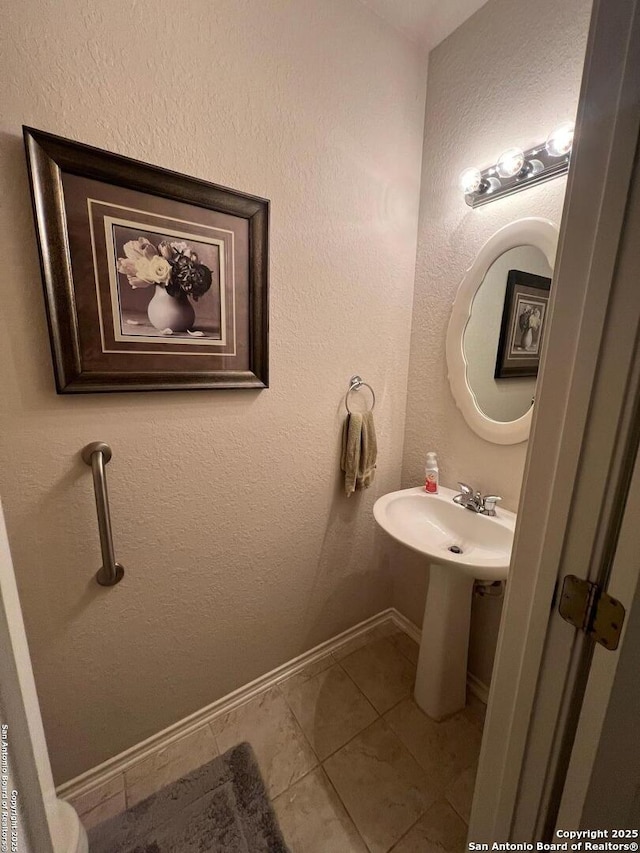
[81,442,125,586]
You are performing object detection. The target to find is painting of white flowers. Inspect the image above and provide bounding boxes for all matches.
[112,227,223,341]
[494,269,551,378]
[509,297,546,357]
[24,126,269,392]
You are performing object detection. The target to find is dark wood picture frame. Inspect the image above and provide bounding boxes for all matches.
[23,127,269,393]
[494,269,551,379]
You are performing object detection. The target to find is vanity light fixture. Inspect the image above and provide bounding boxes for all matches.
[496,147,525,179]
[460,122,574,208]
[546,121,574,157]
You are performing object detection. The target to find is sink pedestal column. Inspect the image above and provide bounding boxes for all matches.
[414,563,474,720]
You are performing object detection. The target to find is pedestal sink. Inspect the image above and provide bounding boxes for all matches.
[373,486,515,720]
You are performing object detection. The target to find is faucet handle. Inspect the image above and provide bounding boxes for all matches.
[457,482,474,495]
[483,495,502,516]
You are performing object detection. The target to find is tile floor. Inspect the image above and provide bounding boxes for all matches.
[69,623,485,852]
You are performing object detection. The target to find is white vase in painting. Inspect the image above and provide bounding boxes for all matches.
[521,327,533,351]
[147,285,195,334]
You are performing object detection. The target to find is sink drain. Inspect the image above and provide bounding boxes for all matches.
[448,545,463,554]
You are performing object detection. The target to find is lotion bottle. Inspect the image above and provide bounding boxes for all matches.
[424,451,439,494]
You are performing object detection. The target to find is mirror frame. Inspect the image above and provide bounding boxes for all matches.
[446,217,559,444]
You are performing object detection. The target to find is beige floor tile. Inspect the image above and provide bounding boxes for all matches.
[277,652,336,693]
[390,799,468,853]
[281,662,378,759]
[70,774,126,830]
[340,637,416,713]
[125,725,219,807]
[371,620,399,639]
[384,698,482,789]
[78,792,126,831]
[333,627,381,661]
[389,631,420,665]
[445,764,477,824]
[274,767,368,853]
[210,686,317,798]
[67,773,124,819]
[324,718,438,853]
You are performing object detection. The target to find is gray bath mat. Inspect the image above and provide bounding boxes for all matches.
[88,741,289,852]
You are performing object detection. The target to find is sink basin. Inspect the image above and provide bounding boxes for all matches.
[373,485,516,720]
[373,485,515,581]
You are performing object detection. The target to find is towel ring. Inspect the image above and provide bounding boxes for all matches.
[345,375,376,414]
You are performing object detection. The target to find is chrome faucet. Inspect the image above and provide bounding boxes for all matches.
[453,482,502,516]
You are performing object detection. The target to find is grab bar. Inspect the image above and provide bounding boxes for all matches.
[81,442,125,586]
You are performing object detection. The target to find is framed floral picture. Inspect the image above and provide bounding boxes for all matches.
[23,127,269,393]
[494,269,551,378]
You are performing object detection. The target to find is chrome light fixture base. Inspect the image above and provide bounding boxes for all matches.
[464,143,570,208]
[461,120,575,208]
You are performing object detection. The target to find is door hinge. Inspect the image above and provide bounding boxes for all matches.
[558,575,626,650]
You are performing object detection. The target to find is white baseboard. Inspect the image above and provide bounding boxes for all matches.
[466,670,490,704]
[389,608,421,643]
[57,607,487,802]
[58,608,399,801]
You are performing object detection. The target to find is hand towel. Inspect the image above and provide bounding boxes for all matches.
[341,410,377,497]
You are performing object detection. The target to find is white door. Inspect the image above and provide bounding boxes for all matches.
[470,0,640,840]
[0,498,87,853]
[557,449,640,830]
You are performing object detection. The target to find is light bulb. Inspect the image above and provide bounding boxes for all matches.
[546,122,574,157]
[459,167,482,195]
[496,148,525,179]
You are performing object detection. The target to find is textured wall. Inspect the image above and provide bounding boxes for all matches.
[0,0,426,783]
[396,0,592,679]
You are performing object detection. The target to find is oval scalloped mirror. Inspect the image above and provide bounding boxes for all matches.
[446,218,559,444]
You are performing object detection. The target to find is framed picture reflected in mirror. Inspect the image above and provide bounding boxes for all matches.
[495,269,551,379]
